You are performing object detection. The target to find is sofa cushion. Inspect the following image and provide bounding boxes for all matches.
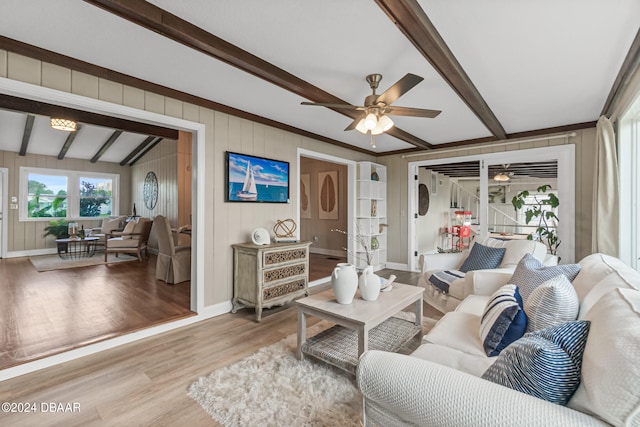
[524,275,579,332]
[482,237,547,268]
[508,253,581,302]
[482,320,590,406]
[411,343,496,377]
[567,288,640,426]
[572,253,640,301]
[423,311,486,357]
[459,243,506,273]
[101,216,123,234]
[479,284,527,356]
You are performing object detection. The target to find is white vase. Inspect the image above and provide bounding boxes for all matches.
[331,263,358,304]
[359,265,381,301]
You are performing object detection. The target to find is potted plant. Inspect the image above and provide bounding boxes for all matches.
[511,185,561,260]
[43,219,70,238]
[44,219,70,254]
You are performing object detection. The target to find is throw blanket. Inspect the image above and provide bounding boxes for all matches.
[429,270,465,294]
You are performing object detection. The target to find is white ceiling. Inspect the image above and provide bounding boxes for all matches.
[0,0,638,160]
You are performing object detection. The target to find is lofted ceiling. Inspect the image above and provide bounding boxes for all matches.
[0,0,639,161]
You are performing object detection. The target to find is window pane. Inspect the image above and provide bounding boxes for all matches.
[27,174,67,218]
[79,177,113,217]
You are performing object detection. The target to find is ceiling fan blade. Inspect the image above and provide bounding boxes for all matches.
[301,101,363,110]
[384,106,441,118]
[375,73,424,106]
[344,113,365,131]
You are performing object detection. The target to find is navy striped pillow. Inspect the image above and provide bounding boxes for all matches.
[479,284,528,356]
[482,320,591,406]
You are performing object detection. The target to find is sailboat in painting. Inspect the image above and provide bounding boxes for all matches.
[236,160,258,200]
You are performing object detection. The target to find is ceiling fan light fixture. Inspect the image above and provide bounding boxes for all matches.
[493,173,510,182]
[355,118,368,134]
[50,118,77,132]
[364,112,377,130]
[377,114,394,131]
[371,123,384,135]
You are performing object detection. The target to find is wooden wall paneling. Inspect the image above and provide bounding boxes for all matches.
[98,78,124,105]
[123,85,145,110]
[165,97,183,119]
[7,52,40,85]
[42,62,71,92]
[144,92,165,115]
[70,70,99,99]
[212,109,230,303]
[0,49,7,77]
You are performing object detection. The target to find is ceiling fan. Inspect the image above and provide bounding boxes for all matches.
[493,164,516,182]
[301,73,441,138]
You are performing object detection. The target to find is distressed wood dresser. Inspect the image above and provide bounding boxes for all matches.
[232,241,312,321]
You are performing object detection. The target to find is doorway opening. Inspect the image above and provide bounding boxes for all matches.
[408,145,575,271]
[297,149,356,285]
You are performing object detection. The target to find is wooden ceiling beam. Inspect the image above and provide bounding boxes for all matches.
[82,0,433,149]
[57,124,82,160]
[128,137,163,166]
[0,35,378,156]
[19,114,35,156]
[0,93,178,140]
[375,0,507,140]
[119,136,156,166]
[91,130,123,163]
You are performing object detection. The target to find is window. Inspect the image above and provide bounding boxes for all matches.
[619,96,640,271]
[20,167,119,221]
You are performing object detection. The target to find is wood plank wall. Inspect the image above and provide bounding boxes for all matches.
[0,150,131,253]
[0,50,372,308]
[379,127,597,265]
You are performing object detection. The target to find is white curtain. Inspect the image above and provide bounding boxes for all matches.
[592,115,619,255]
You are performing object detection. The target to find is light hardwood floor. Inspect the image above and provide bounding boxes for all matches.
[0,263,436,426]
[0,254,193,370]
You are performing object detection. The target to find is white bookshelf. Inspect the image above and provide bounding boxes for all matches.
[356,162,387,270]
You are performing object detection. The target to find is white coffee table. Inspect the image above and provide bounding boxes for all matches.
[296,282,424,373]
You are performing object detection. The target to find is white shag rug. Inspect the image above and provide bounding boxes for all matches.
[29,253,138,272]
[188,314,438,427]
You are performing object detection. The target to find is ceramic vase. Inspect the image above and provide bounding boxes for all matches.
[331,263,358,304]
[359,265,381,301]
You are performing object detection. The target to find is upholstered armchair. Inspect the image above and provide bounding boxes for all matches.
[91,215,126,247]
[104,217,153,262]
[154,215,191,284]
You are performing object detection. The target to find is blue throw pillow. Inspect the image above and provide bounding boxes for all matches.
[479,284,528,356]
[459,243,506,273]
[508,253,581,302]
[482,320,591,406]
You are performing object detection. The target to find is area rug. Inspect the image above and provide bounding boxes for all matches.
[29,253,138,272]
[188,314,438,427]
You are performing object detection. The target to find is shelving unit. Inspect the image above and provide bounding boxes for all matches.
[356,162,387,270]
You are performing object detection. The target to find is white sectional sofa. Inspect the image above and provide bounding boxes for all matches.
[357,253,640,426]
[418,238,556,313]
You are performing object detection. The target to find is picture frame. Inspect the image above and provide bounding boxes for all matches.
[225,151,290,203]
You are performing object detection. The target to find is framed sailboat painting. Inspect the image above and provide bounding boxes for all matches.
[225,151,290,203]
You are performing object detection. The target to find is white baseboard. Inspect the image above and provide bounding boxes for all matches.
[385,261,409,271]
[6,248,57,258]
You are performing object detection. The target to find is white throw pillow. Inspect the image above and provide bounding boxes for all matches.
[524,275,579,332]
[567,288,640,426]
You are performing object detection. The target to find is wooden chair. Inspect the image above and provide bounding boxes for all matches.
[104,218,153,262]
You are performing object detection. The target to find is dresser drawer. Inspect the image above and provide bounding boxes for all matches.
[263,247,308,266]
[263,279,306,301]
[263,262,306,284]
